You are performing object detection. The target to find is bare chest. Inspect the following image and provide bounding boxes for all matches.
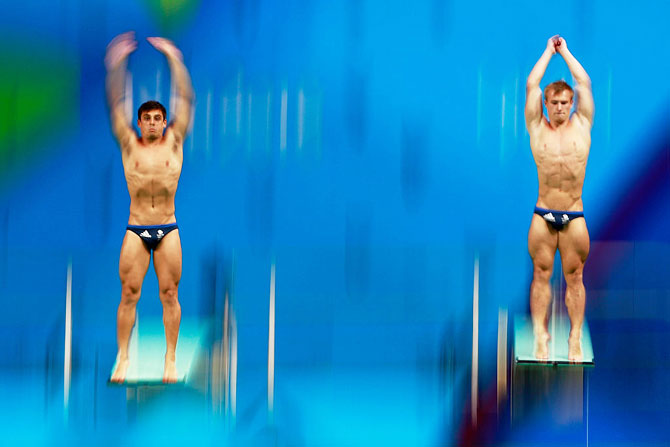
[122,145,183,180]
[531,125,590,169]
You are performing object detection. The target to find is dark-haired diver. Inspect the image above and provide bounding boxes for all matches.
[105,32,193,382]
[525,35,594,361]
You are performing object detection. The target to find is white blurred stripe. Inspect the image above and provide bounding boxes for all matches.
[223,292,230,414]
[266,92,272,151]
[231,310,238,420]
[476,69,482,146]
[500,92,506,161]
[247,93,253,152]
[268,262,276,415]
[280,88,288,152]
[236,72,242,135]
[222,96,228,136]
[297,88,305,150]
[64,260,72,413]
[206,90,212,157]
[501,92,506,130]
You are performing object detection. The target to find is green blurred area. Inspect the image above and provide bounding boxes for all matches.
[0,49,79,175]
[142,0,201,33]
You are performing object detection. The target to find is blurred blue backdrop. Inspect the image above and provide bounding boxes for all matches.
[1,0,669,445]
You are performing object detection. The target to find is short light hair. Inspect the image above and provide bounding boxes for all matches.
[543,80,574,101]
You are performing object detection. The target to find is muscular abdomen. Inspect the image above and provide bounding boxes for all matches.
[531,125,589,211]
[123,145,182,225]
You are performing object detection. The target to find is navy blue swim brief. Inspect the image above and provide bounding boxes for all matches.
[534,207,584,231]
[126,223,178,250]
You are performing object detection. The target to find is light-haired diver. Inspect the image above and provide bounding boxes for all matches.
[525,35,594,361]
[105,32,193,382]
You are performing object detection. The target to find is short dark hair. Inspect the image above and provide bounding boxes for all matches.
[544,80,574,101]
[137,101,167,121]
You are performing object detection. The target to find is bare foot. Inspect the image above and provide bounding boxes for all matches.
[111,357,129,383]
[568,336,583,362]
[163,357,178,383]
[534,331,550,360]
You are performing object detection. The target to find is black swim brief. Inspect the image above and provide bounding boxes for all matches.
[534,206,584,231]
[126,223,178,250]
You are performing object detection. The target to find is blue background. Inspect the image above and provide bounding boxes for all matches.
[1,0,669,445]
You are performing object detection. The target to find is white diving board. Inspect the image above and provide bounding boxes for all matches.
[514,315,594,365]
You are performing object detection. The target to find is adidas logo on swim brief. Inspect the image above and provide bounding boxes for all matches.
[139,230,151,238]
[542,213,556,222]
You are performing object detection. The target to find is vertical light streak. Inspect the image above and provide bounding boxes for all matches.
[501,92,506,130]
[280,88,288,152]
[500,92,506,161]
[316,92,323,157]
[63,260,72,415]
[268,262,276,416]
[297,88,305,150]
[236,72,242,135]
[247,93,253,153]
[266,91,272,152]
[231,310,238,420]
[476,69,482,147]
[206,89,212,157]
[223,96,229,136]
[223,291,230,414]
